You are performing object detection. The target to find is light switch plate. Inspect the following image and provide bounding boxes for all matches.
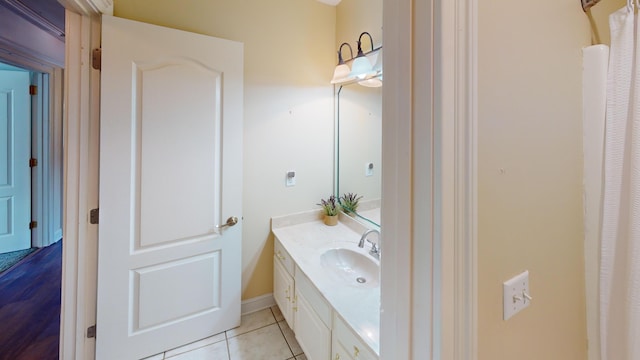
[285,170,296,187]
[503,270,531,320]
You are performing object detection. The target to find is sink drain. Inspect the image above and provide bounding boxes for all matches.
[356,277,367,284]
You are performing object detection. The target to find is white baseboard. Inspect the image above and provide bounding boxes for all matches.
[241,293,275,315]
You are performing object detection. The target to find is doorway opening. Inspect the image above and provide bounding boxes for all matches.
[0,58,64,358]
[0,0,65,358]
[0,60,63,256]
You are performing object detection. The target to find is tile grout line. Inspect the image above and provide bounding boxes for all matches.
[271,307,296,359]
[224,330,231,360]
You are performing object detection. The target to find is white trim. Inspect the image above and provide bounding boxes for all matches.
[241,294,276,315]
[0,7,64,69]
[2,0,65,38]
[379,0,419,359]
[50,68,64,243]
[30,71,63,249]
[60,11,101,360]
[31,72,46,248]
[452,0,478,358]
[58,0,113,16]
[381,0,477,358]
[412,0,437,357]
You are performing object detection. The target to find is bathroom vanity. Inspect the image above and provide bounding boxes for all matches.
[272,211,380,360]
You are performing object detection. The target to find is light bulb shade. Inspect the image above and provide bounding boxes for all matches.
[358,77,382,88]
[370,48,382,73]
[331,64,353,84]
[349,56,374,79]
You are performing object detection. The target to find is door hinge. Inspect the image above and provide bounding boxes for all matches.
[29,85,37,95]
[87,325,96,338]
[29,221,37,229]
[92,48,101,70]
[89,208,99,224]
[29,158,37,167]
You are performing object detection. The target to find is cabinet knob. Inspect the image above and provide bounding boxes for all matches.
[276,251,286,260]
[285,286,291,300]
[353,345,360,358]
[334,353,341,360]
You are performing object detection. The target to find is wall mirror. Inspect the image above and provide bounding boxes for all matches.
[335,79,382,228]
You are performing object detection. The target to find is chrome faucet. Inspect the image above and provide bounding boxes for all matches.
[358,228,381,259]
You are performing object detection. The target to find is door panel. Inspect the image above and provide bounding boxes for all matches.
[0,70,30,253]
[134,251,220,330]
[136,60,221,247]
[97,15,243,360]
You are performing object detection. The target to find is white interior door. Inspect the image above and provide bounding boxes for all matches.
[96,15,243,360]
[0,70,31,253]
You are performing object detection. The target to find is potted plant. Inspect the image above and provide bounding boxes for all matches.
[339,192,363,214]
[318,195,340,226]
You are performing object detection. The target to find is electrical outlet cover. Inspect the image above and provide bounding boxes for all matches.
[285,170,296,187]
[503,270,531,320]
[365,162,374,177]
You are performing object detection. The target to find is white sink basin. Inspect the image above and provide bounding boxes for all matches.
[320,248,380,288]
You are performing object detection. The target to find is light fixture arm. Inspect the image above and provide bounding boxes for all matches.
[356,32,375,57]
[337,42,354,65]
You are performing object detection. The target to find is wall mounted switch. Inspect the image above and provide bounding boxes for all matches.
[365,162,374,177]
[503,270,531,320]
[285,170,296,187]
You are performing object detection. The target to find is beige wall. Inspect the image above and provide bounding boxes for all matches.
[114,0,336,300]
[478,0,590,359]
[336,0,382,50]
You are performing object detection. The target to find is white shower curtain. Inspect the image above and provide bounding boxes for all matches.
[600,3,640,360]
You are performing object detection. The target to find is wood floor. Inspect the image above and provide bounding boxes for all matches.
[0,241,61,360]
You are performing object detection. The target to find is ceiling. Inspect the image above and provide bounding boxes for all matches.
[0,0,65,38]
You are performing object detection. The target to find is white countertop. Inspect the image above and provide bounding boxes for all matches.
[271,212,380,355]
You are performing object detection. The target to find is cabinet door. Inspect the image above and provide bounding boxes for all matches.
[294,289,331,360]
[332,314,378,360]
[332,339,354,360]
[332,338,375,360]
[273,256,294,328]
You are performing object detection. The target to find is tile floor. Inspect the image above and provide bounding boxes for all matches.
[143,306,306,360]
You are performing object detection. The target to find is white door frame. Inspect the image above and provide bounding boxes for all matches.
[59,8,103,360]
[0,62,64,251]
[379,0,477,359]
[30,69,64,248]
[59,0,478,359]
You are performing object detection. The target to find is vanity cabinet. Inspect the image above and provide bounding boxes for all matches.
[332,314,377,360]
[273,235,379,360]
[273,241,295,328]
[294,270,331,360]
[274,239,331,360]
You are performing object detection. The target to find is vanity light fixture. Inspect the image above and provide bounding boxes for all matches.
[349,32,377,79]
[331,42,355,84]
[330,32,382,86]
[358,48,382,87]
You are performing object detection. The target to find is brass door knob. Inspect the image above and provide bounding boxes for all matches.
[216,216,238,229]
